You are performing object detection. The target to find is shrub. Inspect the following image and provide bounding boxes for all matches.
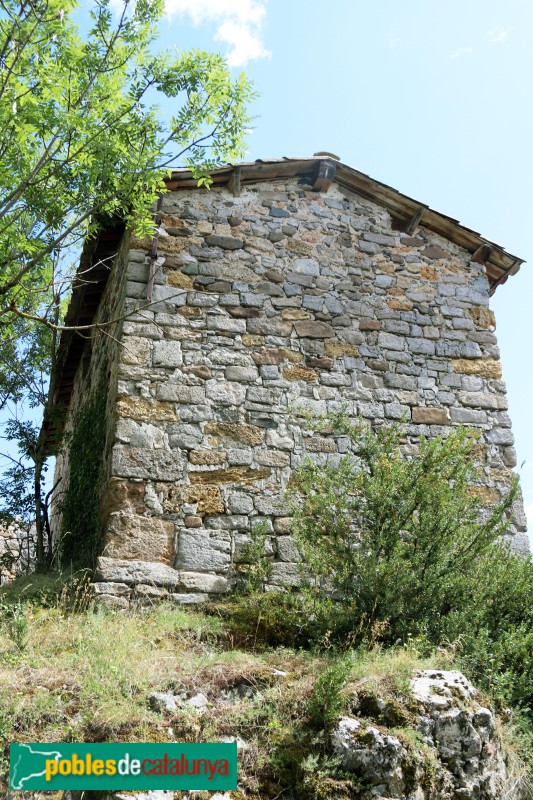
[283,411,533,727]
[290,412,519,642]
[306,654,353,729]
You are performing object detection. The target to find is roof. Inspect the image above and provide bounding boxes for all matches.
[44,156,525,452]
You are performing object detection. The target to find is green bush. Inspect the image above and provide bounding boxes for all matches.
[283,411,533,725]
[306,654,353,729]
[234,521,273,594]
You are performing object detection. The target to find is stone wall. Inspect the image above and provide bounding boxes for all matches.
[82,175,527,604]
[0,523,34,584]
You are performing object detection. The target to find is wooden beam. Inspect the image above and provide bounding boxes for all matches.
[227,166,241,197]
[405,205,427,235]
[313,159,337,192]
[471,244,493,263]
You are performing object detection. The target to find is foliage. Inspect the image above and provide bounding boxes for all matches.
[0,0,254,321]
[235,521,273,594]
[282,411,533,731]
[0,601,28,650]
[306,654,353,729]
[289,411,518,641]
[57,374,108,568]
[0,581,445,800]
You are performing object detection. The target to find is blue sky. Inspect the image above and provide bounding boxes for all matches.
[153,0,533,535]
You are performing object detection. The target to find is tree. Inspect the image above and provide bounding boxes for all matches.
[0,0,254,564]
[0,0,253,320]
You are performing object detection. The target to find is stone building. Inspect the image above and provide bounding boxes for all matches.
[46,156,528,606]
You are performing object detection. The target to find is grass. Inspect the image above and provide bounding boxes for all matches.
[0,576,528,800]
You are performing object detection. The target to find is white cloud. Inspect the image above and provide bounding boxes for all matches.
[488,27,511,44]
[165,0,271,67]
[525,503,533,530]
[449,46,474,60]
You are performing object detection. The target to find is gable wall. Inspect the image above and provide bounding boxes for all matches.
[82,178,526,602]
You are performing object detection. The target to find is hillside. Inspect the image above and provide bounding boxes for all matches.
[0,574,531,800]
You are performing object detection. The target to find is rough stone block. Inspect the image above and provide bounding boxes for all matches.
[92,582,130,596]
[224,366,259,382]
[378,331,404,351]
[169,593,210,604]
[205,380,246,406]
[105,512,175,563]
[112,446,185,481]
[156,384,205,404]
[116,397,177,423]
[161,484,224,514]
[254,450,290,467]
[227,492,254,514]
[152,341,183,367]
[305,435,337,453]
[207,315,246,334]
[411,407,450,425]
[134,584,169,598]
[95,557,181,586]
[450,408,487,424]
[115,419,167,450]
[189,466,271,484]
[458,392,508,411]
[486,428,514,446]
[282,365,318,383]
[452,358,502,378]
[177,572,229,593]
[94,594,130,610]
[121,337,151,366]
[205,421,264,445]
[206,234,244,249]
[276,537,301,562]
[269,562,303,587]
[293,320,335,338]
[189,450,226,466]
[176,529,231,572]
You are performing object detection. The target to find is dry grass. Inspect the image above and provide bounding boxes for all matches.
[0,579,525,800]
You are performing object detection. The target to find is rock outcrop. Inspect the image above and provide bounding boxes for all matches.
[332,669,523,799]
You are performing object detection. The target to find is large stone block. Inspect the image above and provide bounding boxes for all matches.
[104,512,175,563]
[121,337,151,366]
[176,529,231,572]
[458,392,508,411]
[269,562,303,587]
[156,384,205,403]
[189,466,271,484]
[177,571,229,593]
[293,320,335,338]
[116,396,177,423]
[205,380,246,406]
[112,446,185,481]
[411,407,450,425]
[115,419,167,449]
[452,358,502,378]
[152,340,183,367]
[206,315,246,334]
[205,422,264,446]
[95,557,181,586]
